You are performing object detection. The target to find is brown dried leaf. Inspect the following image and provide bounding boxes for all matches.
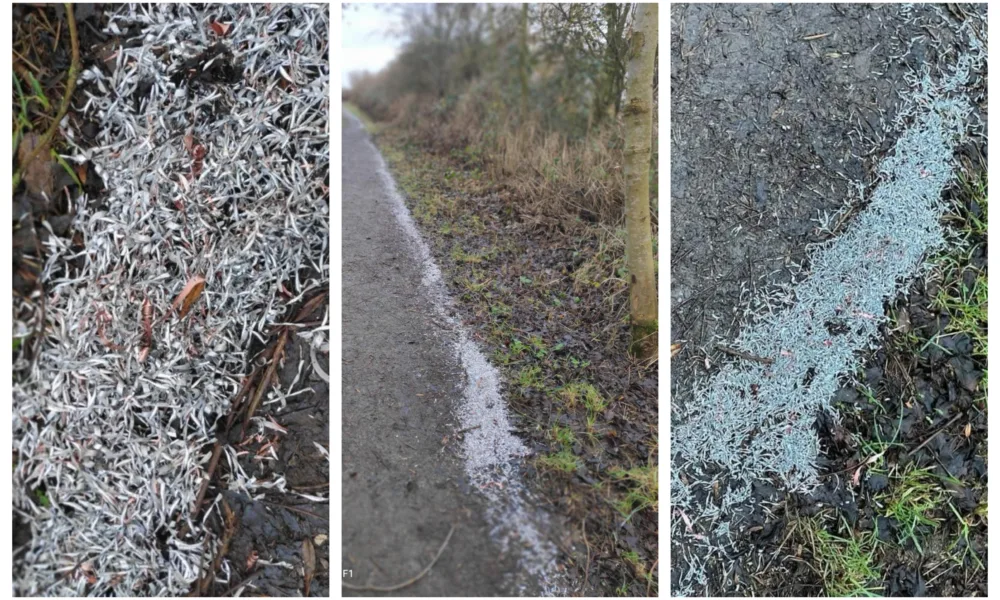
[302,538,316,596]
[141,297,153,342]
[171,276,206,319]
[245,550,259,572]
[670,343,683,358]
[209,21,231,37]
[17,133,55,197]
[965,422,972,438]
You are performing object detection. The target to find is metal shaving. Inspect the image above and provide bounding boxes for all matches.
[671,7,985,594]
[12,4,328,596]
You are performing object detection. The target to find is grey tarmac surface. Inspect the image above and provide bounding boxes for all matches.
[341,113,540,596]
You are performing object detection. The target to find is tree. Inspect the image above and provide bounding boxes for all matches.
[592,3,630,125]
[622,3,657,359]
[518,3,530,115]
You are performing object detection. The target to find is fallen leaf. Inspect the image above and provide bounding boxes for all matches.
[302,538,316,596]
[965,422,972,438]
[17,133,55,197]
[140,297,153,346]
[670,343,683,358]
[171,276,206,319]
[245,550,258,572]
[209,21,231,36]
[313,534,327,546]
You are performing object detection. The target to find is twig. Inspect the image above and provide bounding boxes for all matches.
[190,442,224,521]
[27,220,47,378]
[342,526,455,592]
[197,497,238,596]
[241,328,289,437]
[907,413,963,458]
[646,557,658,597]
[262,501,329,522]
[221,571,263,597]
[580,518,591,593]
[454,424,481,435]
[715,343,774,365]
[290,482,330,491]
[13,3,80,192]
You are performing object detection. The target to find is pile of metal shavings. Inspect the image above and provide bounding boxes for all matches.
[670,8,985,595]
[12,4,329,596]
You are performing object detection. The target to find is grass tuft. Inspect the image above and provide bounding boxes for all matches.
[537,449,578,474]
[796,515,882,597]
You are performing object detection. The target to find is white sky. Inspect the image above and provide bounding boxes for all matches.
[341,3,404,89]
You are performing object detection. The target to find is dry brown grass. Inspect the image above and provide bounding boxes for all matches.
[346,78,636,226]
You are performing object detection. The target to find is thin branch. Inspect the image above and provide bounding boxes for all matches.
[342,526,455,593]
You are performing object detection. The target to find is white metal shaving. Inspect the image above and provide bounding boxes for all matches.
[12,4,329,596]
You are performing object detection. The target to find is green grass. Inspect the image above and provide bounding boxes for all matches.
[609,463,658,519]
[489,301,512,317]
[516,365,544,389]
[927,168,988,401]
[558,381,608,430]
[343,100,378,132]
[450,244,495,264]
[801,517,883,597]
[414,192,453,224]
[527,335,548,358]
[932,269,987,357]
[945,501,985,570]
[559,382,600,409]
[456,271,492,296]
[536,449,578,474]
[879,467,950,554]
[551,425,576,447]
[620,549,653,587]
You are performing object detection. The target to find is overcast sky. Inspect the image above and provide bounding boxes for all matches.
[341,3,404,89]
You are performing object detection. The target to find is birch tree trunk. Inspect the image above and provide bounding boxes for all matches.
[623,3,658,359]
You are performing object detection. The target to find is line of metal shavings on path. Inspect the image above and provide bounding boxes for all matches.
[346,112,566,595]
[670,11,985,595]
[12,5,329,596]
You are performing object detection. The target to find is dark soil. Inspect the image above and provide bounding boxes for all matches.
[214,302,331,597]
[362,117,659,594]
[670,3,987,596]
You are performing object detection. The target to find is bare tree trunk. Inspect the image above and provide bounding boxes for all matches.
[623,3,658,359]
[592,3,628,126]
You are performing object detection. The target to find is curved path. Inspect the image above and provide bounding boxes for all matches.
[341,112,548,596]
